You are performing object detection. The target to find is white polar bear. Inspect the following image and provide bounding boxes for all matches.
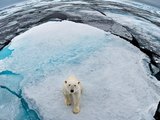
[63,75,82,114]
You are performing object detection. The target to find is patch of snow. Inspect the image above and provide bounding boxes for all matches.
[0,20,158,120]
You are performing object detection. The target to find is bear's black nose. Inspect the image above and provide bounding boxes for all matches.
[70,90,74,93]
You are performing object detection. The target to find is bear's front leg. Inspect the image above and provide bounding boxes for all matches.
[72,95,80,114]
[64,94,71,106]
[73,103,80,114]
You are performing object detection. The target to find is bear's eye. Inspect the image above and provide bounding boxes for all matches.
[74,85,76,87]
[68,84,71,86]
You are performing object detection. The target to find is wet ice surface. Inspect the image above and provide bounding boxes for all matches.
[0,21,160,120]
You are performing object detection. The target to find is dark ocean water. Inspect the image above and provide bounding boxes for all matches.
[0,0,26,8]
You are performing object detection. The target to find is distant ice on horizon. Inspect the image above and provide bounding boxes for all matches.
[0,0,160,9]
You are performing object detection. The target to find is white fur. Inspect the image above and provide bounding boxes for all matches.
[63,75,82,114]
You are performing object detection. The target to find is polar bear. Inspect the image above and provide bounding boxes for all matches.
[63,75,82,114]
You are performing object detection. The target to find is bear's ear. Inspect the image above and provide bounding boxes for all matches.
[78,81,80,84]
[65,81,67,84]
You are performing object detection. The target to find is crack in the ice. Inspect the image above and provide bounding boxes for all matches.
[0,40,10,51]
[109,30,160,80]
[110,30,160,119]
[154,102,160,120]
[0,85,41,120]
[90,7,106,16]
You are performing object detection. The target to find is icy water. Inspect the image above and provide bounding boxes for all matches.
[0,0,26,8]
[133,0,160,8]
[0,0,160,9]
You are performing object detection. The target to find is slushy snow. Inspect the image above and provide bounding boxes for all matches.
[0,21,160,120]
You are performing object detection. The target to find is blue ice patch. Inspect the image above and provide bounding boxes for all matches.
[0,46,13,60]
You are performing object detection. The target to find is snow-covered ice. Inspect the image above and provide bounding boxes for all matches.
[104,9,160,52]
[0,21,160,120]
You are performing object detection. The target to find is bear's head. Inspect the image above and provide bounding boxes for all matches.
[64,76,80,94]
